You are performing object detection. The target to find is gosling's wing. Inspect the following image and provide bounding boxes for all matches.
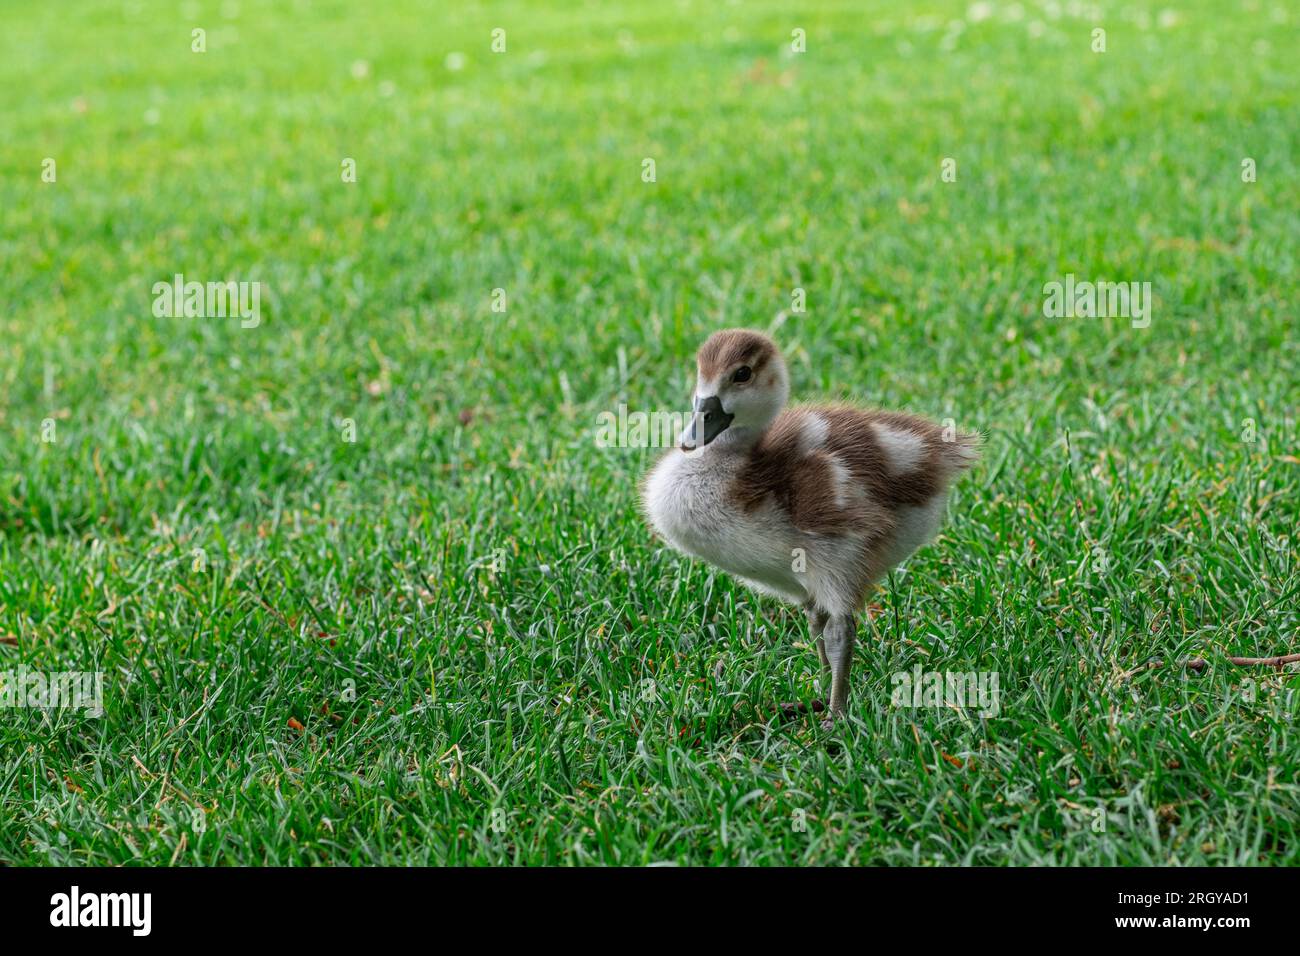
[732,407,893,537]
[818,405,979,505]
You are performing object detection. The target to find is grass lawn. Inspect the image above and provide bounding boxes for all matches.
[1,0,1297,865]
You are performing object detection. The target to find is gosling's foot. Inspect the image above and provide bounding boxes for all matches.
[820,709,845,731]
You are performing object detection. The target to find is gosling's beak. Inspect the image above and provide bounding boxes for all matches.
[679,395,734,451]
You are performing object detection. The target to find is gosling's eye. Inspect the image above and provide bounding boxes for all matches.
[733,366,753,383]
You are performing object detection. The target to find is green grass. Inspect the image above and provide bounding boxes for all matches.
[1,0,1298,865]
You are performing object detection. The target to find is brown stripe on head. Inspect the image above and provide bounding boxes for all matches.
[696,329,778,384]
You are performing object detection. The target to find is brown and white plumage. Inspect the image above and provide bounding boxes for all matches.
[641,329,979,725]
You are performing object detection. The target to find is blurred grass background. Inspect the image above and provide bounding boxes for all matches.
[0,0,1297,864]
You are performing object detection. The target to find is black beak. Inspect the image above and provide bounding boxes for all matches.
[681,395,734,451]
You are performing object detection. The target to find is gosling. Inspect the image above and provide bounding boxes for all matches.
[641,329,979,726]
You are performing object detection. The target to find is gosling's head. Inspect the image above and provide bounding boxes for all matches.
[680,328,789,451]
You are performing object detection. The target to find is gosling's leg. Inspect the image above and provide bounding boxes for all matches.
[821,613,857,728]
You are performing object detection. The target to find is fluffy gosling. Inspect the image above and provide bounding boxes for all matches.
[642,329,979,726]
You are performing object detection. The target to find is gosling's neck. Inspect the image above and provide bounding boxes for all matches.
[699,420,771,455]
